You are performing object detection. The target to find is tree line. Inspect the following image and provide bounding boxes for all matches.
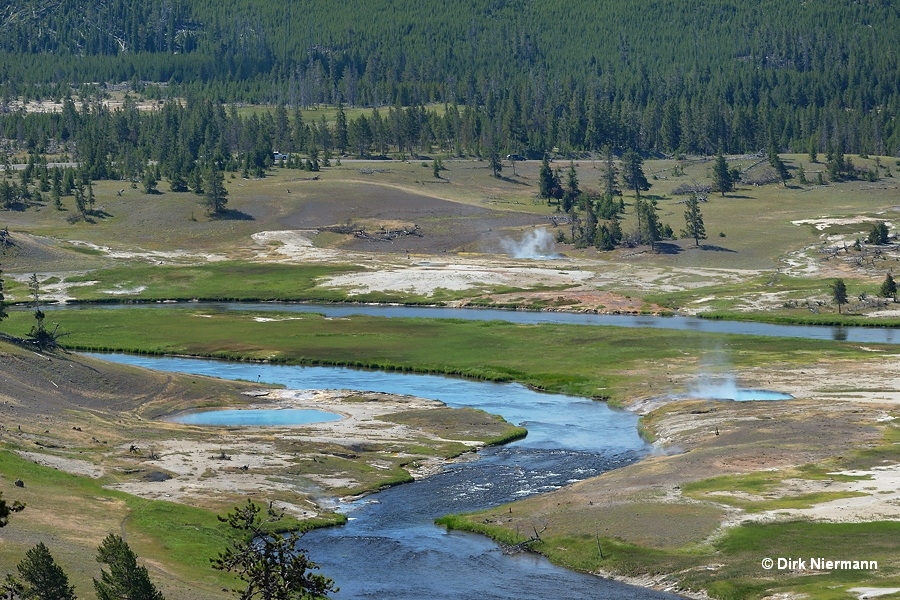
[0,91,893,255]
[1,0,900,156]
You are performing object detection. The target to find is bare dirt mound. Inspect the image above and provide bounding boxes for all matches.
[0,232,110,272]
[0,341,253,423]
[278,182,546,254]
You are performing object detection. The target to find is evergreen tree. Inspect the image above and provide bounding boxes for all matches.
[538,155,557,202]
[348,114,373,158]
[608,215,623,245]
[600,146,620,197]
[61,169,75,195]
[51,168,62,197]
[335,100,348,155]
[292,108,307,153]
[682,192,707,246]
[831,278,848,314]
[273,104,291,152]
[880,273,897,301]
[307,145,320,172]
[189,168,204,195]
[87,182,95,212]
[142,170,158,194]
[583,200,597,246]
[212,500,336,600]
[635,197,661,251]
[562,161,579,212]
[596,224,615,251]
[94,534,165,600]
[15,542,77,600]
[621,149,650,198]
[203,166,228,215]
[867,221,889,245]
[808,137,818,163]
[487,136,502,178]
[0,180,14,210]
[73,186,86,218]
[0,490,24,527]
[827,146,853,182]
[712,151,733,196]
[169,172,188,192]
[769,150,791,186]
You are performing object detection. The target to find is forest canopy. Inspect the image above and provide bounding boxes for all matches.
[1,0,899,155]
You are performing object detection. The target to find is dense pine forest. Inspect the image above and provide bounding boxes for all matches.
[1,0,899,156]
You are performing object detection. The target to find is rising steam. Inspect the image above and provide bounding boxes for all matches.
[500,228,560,259]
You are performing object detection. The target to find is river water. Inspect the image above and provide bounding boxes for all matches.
[88,354,681,599]
[56,300,900,343]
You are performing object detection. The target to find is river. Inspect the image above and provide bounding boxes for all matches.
[52,300,900,343]
[88,353,681,599]
[68,301,894,598]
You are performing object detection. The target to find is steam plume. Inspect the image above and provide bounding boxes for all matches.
[500,228,559,259]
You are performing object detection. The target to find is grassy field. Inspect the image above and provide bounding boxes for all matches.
[62,262,361,302]
[0,450,248,599]
[0,307,884,401]
[0,152,896,324]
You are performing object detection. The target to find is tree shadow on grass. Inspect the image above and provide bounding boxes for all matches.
[211,209,255,221]
[494,174,530,186]
[653,242,683,255]
[700,244,737,252]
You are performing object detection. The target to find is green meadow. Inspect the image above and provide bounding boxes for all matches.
[1,307,885,400]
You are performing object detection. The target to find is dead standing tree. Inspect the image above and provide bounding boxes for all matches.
[26,274,64,351]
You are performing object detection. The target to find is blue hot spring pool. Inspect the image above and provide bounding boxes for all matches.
[171,408,341,426]
[728,389,793,401]
[680,379,793,402]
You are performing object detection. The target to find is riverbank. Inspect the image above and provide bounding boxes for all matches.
[5,307,898,597]
[0,340,525,598]
[442,362,900,599]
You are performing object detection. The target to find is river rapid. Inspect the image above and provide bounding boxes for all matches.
[89,354,682,599]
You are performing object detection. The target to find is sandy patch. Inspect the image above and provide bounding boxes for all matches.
[5,272,99,304]
[103,388,491,516]
[251,230,344,262]
[749,359,900,405]
[791,216,878,230]
[744,465,900,523]
[848,588,900,599]
[16,451,105,478]
[9,98,168,114]
[252,316,303,323]
[106,437,320,514]
[324,261,592,296]
[592,569,711,600]
[99,285,147,295]
[589,263,760,294]
[67,240,228,264]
